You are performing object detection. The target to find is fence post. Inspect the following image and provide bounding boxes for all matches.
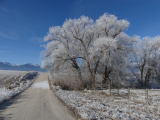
[128,88,130,100]
[146,89,149,105]
[158,103,159,114]
[48,74,51,90]
[109,83,111,96]
[101,83,103,92]
[158,104,160,115]
[92,82,95,91]
[117,88,119,96]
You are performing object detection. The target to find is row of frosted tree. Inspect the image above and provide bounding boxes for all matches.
[42,13,160,90]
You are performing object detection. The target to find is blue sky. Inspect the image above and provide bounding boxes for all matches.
[0,0,160,65]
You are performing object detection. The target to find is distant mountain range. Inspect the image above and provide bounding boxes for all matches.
[0,62,46,72]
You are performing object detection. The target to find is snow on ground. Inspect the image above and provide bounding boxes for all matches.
[32,81,49,89]
[54,86,160,120]
[0,70,29,87]
[0,70,27,75]
[0,70,29,79]
[0,70,38,103]
[0,70,26,81]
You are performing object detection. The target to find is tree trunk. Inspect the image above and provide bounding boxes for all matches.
[102,66,108,84]
[77,68,84,89]
[102,66,113,84]
[86,60,95,86]
[144,69,151,89]
[71,59,84,88]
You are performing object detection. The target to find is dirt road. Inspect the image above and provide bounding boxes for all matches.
[0,73,76,120]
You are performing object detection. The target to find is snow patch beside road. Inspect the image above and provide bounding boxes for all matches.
[32,81,49,89]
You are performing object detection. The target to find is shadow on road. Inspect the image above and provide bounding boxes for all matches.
[0,94,29,120]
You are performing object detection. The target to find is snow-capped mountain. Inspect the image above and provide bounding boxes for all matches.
[0,62,46,72]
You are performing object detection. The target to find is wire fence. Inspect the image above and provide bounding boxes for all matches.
[92,83,160,105]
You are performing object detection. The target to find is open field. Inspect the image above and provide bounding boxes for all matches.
[54,86,160,120]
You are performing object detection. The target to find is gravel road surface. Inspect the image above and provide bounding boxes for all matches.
[0,73,76,120]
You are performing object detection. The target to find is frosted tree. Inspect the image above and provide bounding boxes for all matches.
[42,16,95,88]
[89,14,131,88]
[42,13,132,89]
[130,36,160,88]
